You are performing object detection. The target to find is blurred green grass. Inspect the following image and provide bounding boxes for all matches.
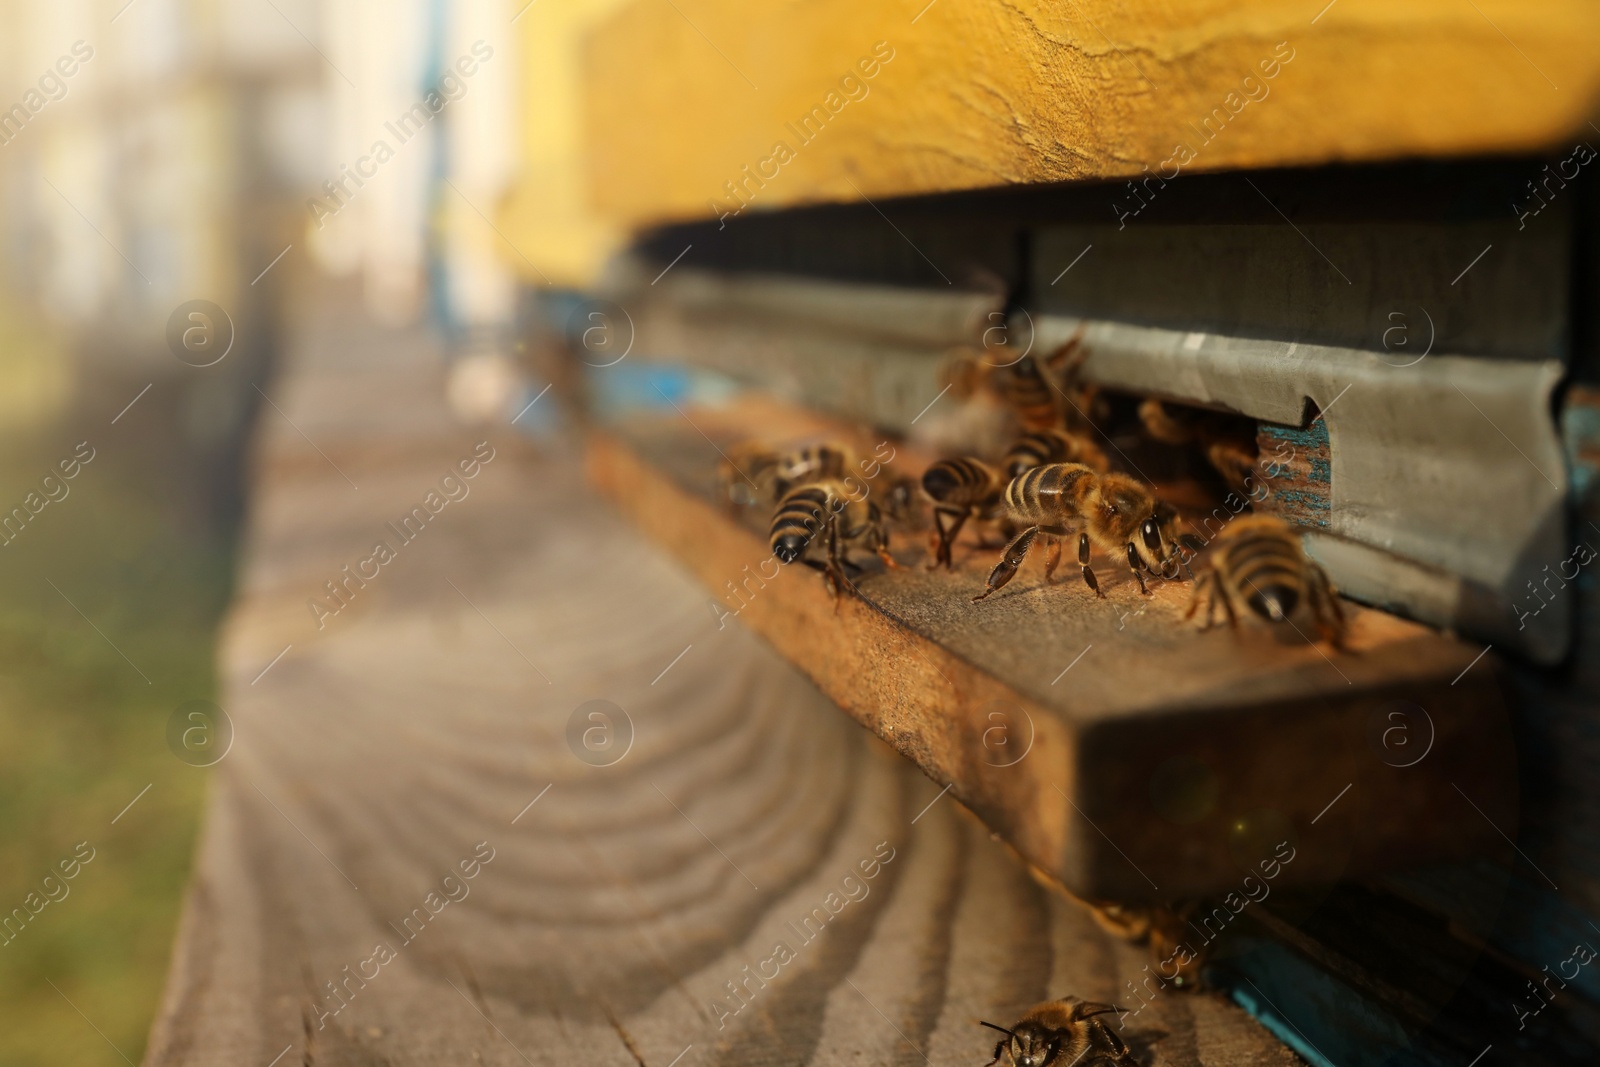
[0,390,240,1065]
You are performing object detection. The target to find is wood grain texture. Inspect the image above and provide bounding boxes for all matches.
[585,398,1519,902]
[141,284,1300,1065]
[582,0,1600,228]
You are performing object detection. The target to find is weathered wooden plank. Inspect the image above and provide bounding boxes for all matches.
[142,284,1299,1065]
[583,0,1600,227]
[585,397,1517,902]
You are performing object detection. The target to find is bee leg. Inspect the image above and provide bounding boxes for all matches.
[974,526,1038,601]
[1125,542,1151,595]
[928,509,949,568]
[1044,538,1063,582]
[943,509,969,561]
[875,525,903,571]
[930,507,968,569]
[1217,577,1241,631]
[875,548,902,571]
[1081,1017,1135,1065]
[827,519,856,604]
[1183,571,1213,626]
[833,564,860,606]
[1307,564,1348,649]
[1079,531,1106,599]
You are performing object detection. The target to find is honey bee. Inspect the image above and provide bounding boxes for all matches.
[770,479,899,597]
[921,457,1006,569]
[716,441,854,510]
[973,464,1188,602]
[980,997,1138,1067]
[995,354,1063,431]
[1003,428,1109,479]
[1138,398,1257,497]
[922,430,1107,570]
[1185,514,1347,647]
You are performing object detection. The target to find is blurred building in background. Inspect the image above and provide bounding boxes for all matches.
[0,4,527,1062]
[0,0,526,429]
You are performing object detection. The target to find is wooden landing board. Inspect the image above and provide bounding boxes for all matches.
[143,284,1301,1065]
[586,399,1518,902]
[583,0,1600,227]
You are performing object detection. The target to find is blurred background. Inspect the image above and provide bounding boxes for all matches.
[0,1,538,1061]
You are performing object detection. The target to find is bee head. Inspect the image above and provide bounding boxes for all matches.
[1008,1021,1059,1067]
[1133,501,1186,576]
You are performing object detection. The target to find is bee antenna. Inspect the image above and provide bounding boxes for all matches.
[979,1021,1017,1038]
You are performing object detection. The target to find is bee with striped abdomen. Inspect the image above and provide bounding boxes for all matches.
[1185,515,1346,647]
[1003,428,1109,480]
[980,997,1138,1067]
[973,464,1189,602]
[921,457,1005,569]
[770,479,899,598]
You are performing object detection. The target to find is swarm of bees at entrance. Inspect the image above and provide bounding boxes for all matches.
[921,428,1108,569]
[924,339,1196,605]
[916,338,1349,647]
[980,997,1140,1067]
[717,338,1349,646]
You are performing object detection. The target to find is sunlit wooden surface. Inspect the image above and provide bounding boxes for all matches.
[140,287,1298,1064]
